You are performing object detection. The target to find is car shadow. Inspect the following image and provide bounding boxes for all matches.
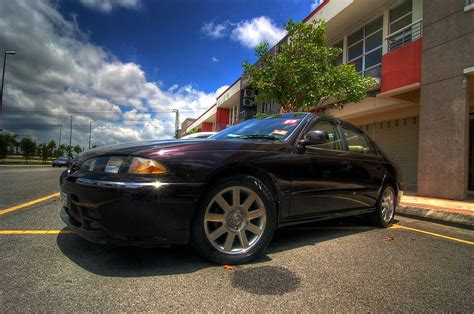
[56,216,380,277]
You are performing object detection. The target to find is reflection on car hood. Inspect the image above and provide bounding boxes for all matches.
[75,138,289,163]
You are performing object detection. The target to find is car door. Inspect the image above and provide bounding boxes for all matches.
[339,123,385,208]
[290,118,355,217]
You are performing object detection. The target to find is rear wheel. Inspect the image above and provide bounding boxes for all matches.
[369,184,396,227]
[191,175,276,264]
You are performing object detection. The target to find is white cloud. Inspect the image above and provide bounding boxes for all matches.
[212,56,219,62]
[231,16,287,48]
[311,0,323,11]
[202,16,286,49]
[0,0,225,147]
[201,21,229,39]
[80,0,140,13]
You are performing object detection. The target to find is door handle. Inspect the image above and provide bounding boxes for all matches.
[341,161,351,169]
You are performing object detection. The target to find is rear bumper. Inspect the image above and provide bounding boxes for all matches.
[60,173,204,246]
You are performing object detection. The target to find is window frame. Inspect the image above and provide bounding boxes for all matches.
[339,123,381,157]
[389,0,413,34]
[300,117,345,153]
[347,15,384,77]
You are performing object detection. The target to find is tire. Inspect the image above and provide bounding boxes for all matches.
[368,184,396,228]
[190,175,277,265]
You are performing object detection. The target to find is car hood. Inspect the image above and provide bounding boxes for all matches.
[75,138,289,163]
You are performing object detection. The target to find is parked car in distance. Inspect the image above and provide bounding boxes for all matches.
[52,156,71,167]
[180,132,217,139]
[60,113,403,264]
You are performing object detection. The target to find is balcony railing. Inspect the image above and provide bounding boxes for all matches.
[386,19,423,52]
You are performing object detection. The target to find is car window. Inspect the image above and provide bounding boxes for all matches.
[341,125,378,155]
[306,120,343,150]
[210,113,308,141]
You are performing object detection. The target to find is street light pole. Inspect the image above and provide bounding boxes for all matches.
[0,50,16,131]
[69,116,72,147]
[88,120,94,149]
[58,124,62,146]
[172,109,180,138]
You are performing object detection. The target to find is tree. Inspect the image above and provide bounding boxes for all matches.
[0,133,14,160]
[65,145,73,159]
[11,136,20,154]
[54,144,67,158]
[242,20,376,113]
[73,145,82,156]
[20,137,37,162]
[37,140,56,163]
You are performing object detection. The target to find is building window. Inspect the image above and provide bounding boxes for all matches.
[333,40,343,65]
[388,0,414,50]
[347,16,383,78]
[390,0,412,34]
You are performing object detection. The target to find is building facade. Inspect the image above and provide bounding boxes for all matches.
[185,0,474,200]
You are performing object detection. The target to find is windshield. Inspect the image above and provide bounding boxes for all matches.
[210,113,308,141]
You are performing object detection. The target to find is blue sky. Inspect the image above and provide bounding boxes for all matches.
[0,0,321,147]
[58,0,319,93]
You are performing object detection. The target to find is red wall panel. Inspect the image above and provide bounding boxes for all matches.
[216,108,230,126]
[381,39,422,92]
[201,122,213,132]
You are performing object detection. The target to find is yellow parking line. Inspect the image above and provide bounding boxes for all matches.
[390,224,474,245]
[0,193,60,216]
[0,229,72,235]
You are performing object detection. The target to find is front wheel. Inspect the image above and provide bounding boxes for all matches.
[191,175,277,264]
[369,184,396,228]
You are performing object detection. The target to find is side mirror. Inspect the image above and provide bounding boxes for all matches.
[299,130,329,146]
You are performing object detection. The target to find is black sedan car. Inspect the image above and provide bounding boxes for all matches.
[60,113,403,264]
[52,156,71,167]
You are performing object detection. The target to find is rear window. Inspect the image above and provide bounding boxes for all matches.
[341,125,378,156]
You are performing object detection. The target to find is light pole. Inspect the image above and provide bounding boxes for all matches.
[0,50,16,131]
[88,120,94,149]
[172,109,180,138]
[58,124,62,147]
[69,116,73,147]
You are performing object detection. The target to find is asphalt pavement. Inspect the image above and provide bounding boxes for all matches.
[0,167,472,311]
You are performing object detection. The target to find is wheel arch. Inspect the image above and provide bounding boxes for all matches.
[380,170,400,204]
[194,163,282,220]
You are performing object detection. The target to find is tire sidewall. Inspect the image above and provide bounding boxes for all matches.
[191,175,277,264]
[376,184,396,227]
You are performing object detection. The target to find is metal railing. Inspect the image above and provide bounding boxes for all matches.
[386,19,423,52]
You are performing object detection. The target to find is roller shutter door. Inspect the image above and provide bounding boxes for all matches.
[359,116,419,189]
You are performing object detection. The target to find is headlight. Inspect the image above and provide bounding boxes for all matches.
[80,156,167,175]
[128,157,167,174]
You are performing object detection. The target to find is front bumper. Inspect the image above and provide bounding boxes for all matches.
[60,172,203,246]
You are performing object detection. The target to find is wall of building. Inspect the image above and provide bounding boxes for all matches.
[417,0,474,199]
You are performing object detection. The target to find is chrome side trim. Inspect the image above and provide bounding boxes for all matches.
[76,178,166,189]
[75,178,203,189]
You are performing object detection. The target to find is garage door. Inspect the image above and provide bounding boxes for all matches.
[359,116,419,189]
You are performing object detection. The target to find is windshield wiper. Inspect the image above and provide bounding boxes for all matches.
[237,134,279,140]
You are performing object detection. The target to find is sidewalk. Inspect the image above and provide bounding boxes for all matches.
[398,195,474,229]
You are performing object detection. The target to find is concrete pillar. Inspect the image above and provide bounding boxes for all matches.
[417,0,474,200]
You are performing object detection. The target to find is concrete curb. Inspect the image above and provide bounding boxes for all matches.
[398,204,474,229]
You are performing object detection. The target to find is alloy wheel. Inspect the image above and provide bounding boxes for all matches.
[204,186,266,254]
[381,187,395,223]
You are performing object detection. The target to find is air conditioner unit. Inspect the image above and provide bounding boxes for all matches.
[243,89,256,98]
[242,97,255,107]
